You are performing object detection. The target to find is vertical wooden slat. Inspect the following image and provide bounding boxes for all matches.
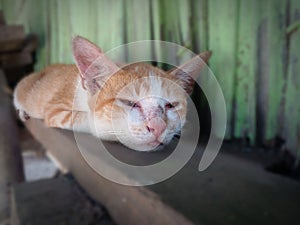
[208,0,238,139]
[124,0,152,62]
[69,0,98,42]
[0,70,24,221]
[284,0,300,158]
[256,0,287,145]
[56,0,72,63]
[48,0,58,64]
[233,0,261,143]
[150,0,163,64]
[159,0,194,66]
[95,0,124,52]
[191,0,208,52]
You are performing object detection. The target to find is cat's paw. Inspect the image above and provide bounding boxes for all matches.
[44,117,57,127]
[17,109,30,121]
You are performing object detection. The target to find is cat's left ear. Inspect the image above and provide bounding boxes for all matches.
[169,51,212,94]
[72,36,120,94]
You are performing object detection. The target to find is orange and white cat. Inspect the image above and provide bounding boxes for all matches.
[14,36,211,151]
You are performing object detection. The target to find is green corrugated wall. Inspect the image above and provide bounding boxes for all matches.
[1,0,300,159]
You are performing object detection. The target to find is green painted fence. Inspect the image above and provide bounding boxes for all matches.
[1,0,300,159]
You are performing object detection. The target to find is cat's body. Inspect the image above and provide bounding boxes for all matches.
[14,36,211,151]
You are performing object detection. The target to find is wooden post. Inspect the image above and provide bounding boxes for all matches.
[0,70,24,222]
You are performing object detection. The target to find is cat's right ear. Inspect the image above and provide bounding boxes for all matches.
[169,51,212,94]
[72,36,119,94]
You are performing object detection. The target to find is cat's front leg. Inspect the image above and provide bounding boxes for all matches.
[44,107,89,132]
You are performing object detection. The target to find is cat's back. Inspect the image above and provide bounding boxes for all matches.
[14,64,79,118]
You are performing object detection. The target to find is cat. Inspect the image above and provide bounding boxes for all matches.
[14,36,211,151]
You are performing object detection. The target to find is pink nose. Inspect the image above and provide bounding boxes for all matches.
[146,118,166,137]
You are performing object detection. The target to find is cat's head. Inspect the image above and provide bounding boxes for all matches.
[72,36,211,151]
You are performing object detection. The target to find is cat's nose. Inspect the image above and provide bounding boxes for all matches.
[146,117,166,137]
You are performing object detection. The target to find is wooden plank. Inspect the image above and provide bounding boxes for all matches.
[0,70,24,221]
[283,0,300,158]
[208,0,238,139]
[0,25,24,52]
[191,0,208,52]
[124,0,152,62]
[24,119,300,225]
[25,119,195,225]
[233,0,261,143]
[46,0,58,64]
[0,0,48,70]
[0,52,32,69]
[159,0,193,65]
[255,0,287,145]
[55,0,72,63]
[149,0,162,67]
[22,34,38,53]
[0,10,5,25]
[95,0,124,59]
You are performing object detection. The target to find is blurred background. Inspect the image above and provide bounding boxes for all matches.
[0,0,300,225]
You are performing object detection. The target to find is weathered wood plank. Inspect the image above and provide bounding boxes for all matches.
[95,0,124,60]
[191,0,208,52]
[233,0,261,143]
[124,0,152,62]
[25,119,196,225]
[0,25,24,52]
[156,0,193,66]
[0,10,5,25]
[150,0,163,66]
[255,0,287,145]
[0,0,47,70]
[0,52,32,69]
[47,0,60,64]
[25,118,300,225]
[208,0,238,139]
[283,0,300,158]
[0,70,24,221]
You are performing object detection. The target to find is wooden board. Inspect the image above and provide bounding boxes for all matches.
[0,52,32,69]
[25,119,195,225]
[24,119,300,225]
[0,25,24,52]
[0,10,5,25]
[0,70,24,221]
[283,0,300,158]
[208,0,238,138]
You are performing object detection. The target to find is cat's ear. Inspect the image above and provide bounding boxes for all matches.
[169,51,212,94]
[72,36,119,94]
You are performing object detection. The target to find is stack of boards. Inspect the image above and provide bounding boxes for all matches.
[0,10,37,88]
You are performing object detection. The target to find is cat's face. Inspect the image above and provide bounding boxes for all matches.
[91,64,188,151]
[72,36,211,151]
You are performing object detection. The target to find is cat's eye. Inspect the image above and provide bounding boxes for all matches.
[165,102,179,109]
[119,99,140,108]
